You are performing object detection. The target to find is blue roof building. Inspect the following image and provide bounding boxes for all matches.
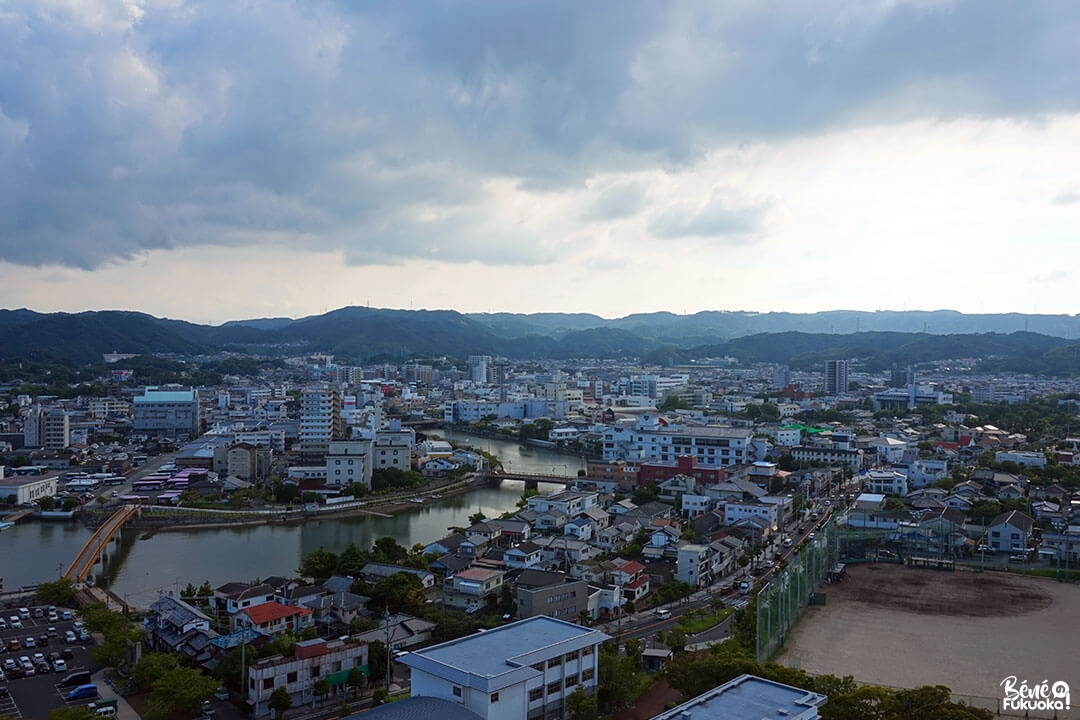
[649,673,827,720]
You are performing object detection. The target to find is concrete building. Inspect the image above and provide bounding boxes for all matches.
[399,615,609,720]
[602,414,754,468]
[514,570,588,622]
[133,386,201,438]
[824,359,849,395]
[651,674,826,720]
[326,439,374,489]
[42,409,71,450]
[864,469,909,497]
[247,637,368,718]
[0,474,59,504]
[299,388,344,459]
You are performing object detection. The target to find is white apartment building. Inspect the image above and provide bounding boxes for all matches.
[399,616,609,720]
[602,414,754,468]
[864,469,909,497]
[526,490,599,519]
[299,389,344,456]
[326,439,374,489]
[88,398,131,419]
[723,501,778,529]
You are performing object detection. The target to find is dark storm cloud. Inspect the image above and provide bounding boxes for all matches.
[0,0,1078,268]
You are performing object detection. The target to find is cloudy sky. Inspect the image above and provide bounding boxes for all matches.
[1,0,1079,323]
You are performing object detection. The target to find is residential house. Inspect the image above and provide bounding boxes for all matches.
[234,601,315,635]
[144,595,214,653]
[445,568,505,613]
[214,582,276,617]
[505,541,543,570]
[353,613,436,653]
[360,563,435,589]
[987,511,1035,553]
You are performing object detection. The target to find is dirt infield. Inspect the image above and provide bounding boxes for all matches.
[781,564,1080,709]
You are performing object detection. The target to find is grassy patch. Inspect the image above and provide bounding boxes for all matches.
[678,607,731,634]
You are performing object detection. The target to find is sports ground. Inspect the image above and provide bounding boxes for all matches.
[780,563,1079,715]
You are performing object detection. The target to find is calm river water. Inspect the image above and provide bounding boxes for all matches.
[0,432,584,607]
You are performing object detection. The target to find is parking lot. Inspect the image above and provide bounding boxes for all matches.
[0,602,102,719]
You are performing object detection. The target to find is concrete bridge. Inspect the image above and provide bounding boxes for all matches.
[487,471,577,489]
[63,505,139,584]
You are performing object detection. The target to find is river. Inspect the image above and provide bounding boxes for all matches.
[0,432,583,607]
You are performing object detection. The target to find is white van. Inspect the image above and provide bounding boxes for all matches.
[739,580,751,595]
[654,608,671,618]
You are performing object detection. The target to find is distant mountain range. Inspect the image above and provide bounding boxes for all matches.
[3,306,1080,374]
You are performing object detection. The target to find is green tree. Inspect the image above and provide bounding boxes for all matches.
[38,495,56,511]
[347,666,367,698]
[145,666,217,720]
[372,536,409,564]
[313,678,331,702]
[298,546,339,584]
[565,686,598,720]
[498,581,515,616]
[368,572,425,612]
[130,652,179,693]
[663,627,687,653]
[268,685,293,719]
[35,578,76,606]
[368,640,389,687]
[659,395,689,411]
[468,511,486,526]
[884,498,906,512]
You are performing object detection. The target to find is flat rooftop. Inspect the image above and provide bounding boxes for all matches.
[651,673,827,720]
[400,616,609,692]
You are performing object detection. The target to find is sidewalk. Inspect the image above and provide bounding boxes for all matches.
[91,668,139,720]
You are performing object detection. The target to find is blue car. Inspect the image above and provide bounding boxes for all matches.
[66,684,98,701]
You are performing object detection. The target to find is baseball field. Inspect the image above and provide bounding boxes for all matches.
[780,563,1078,716]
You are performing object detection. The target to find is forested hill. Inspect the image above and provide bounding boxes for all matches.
[2,307,1080,374]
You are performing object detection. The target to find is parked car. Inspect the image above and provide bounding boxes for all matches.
[32,608,44,619]
[16,608,30,619]
[61,611,73,621]
[53,658,67,673]
[0,618,6,630]
[23,637,35,649]
[64,631,77,644]
[8,617,21,629]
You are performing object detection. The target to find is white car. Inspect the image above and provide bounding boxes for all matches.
[9,616,22,629]
[2,658,15,671]
[0,618,6,629]
[64,631,77,644]
[53,658,67,673]
[31,652,45,665]
[17,607,30,619]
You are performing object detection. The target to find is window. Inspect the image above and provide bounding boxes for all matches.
[531,662,544,672]
[582,668,595,681]
[566,650,579,661]
[310,665,320,678]
[286,671,297,683]
[547,681,562,695]
[529,688,544,702]
[565,674,579,688]
[547,656,562,669]
[453,686,462,697]
[491,692,500,703]
[582,645,594,657]
[263,678,274,690]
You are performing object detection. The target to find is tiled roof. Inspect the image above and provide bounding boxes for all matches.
[243,601,312,625]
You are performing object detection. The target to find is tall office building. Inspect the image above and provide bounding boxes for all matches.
[824,360,850,395]
[467,355,492,384]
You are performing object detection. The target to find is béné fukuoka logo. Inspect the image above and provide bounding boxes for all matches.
[1000,676,1071,712]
